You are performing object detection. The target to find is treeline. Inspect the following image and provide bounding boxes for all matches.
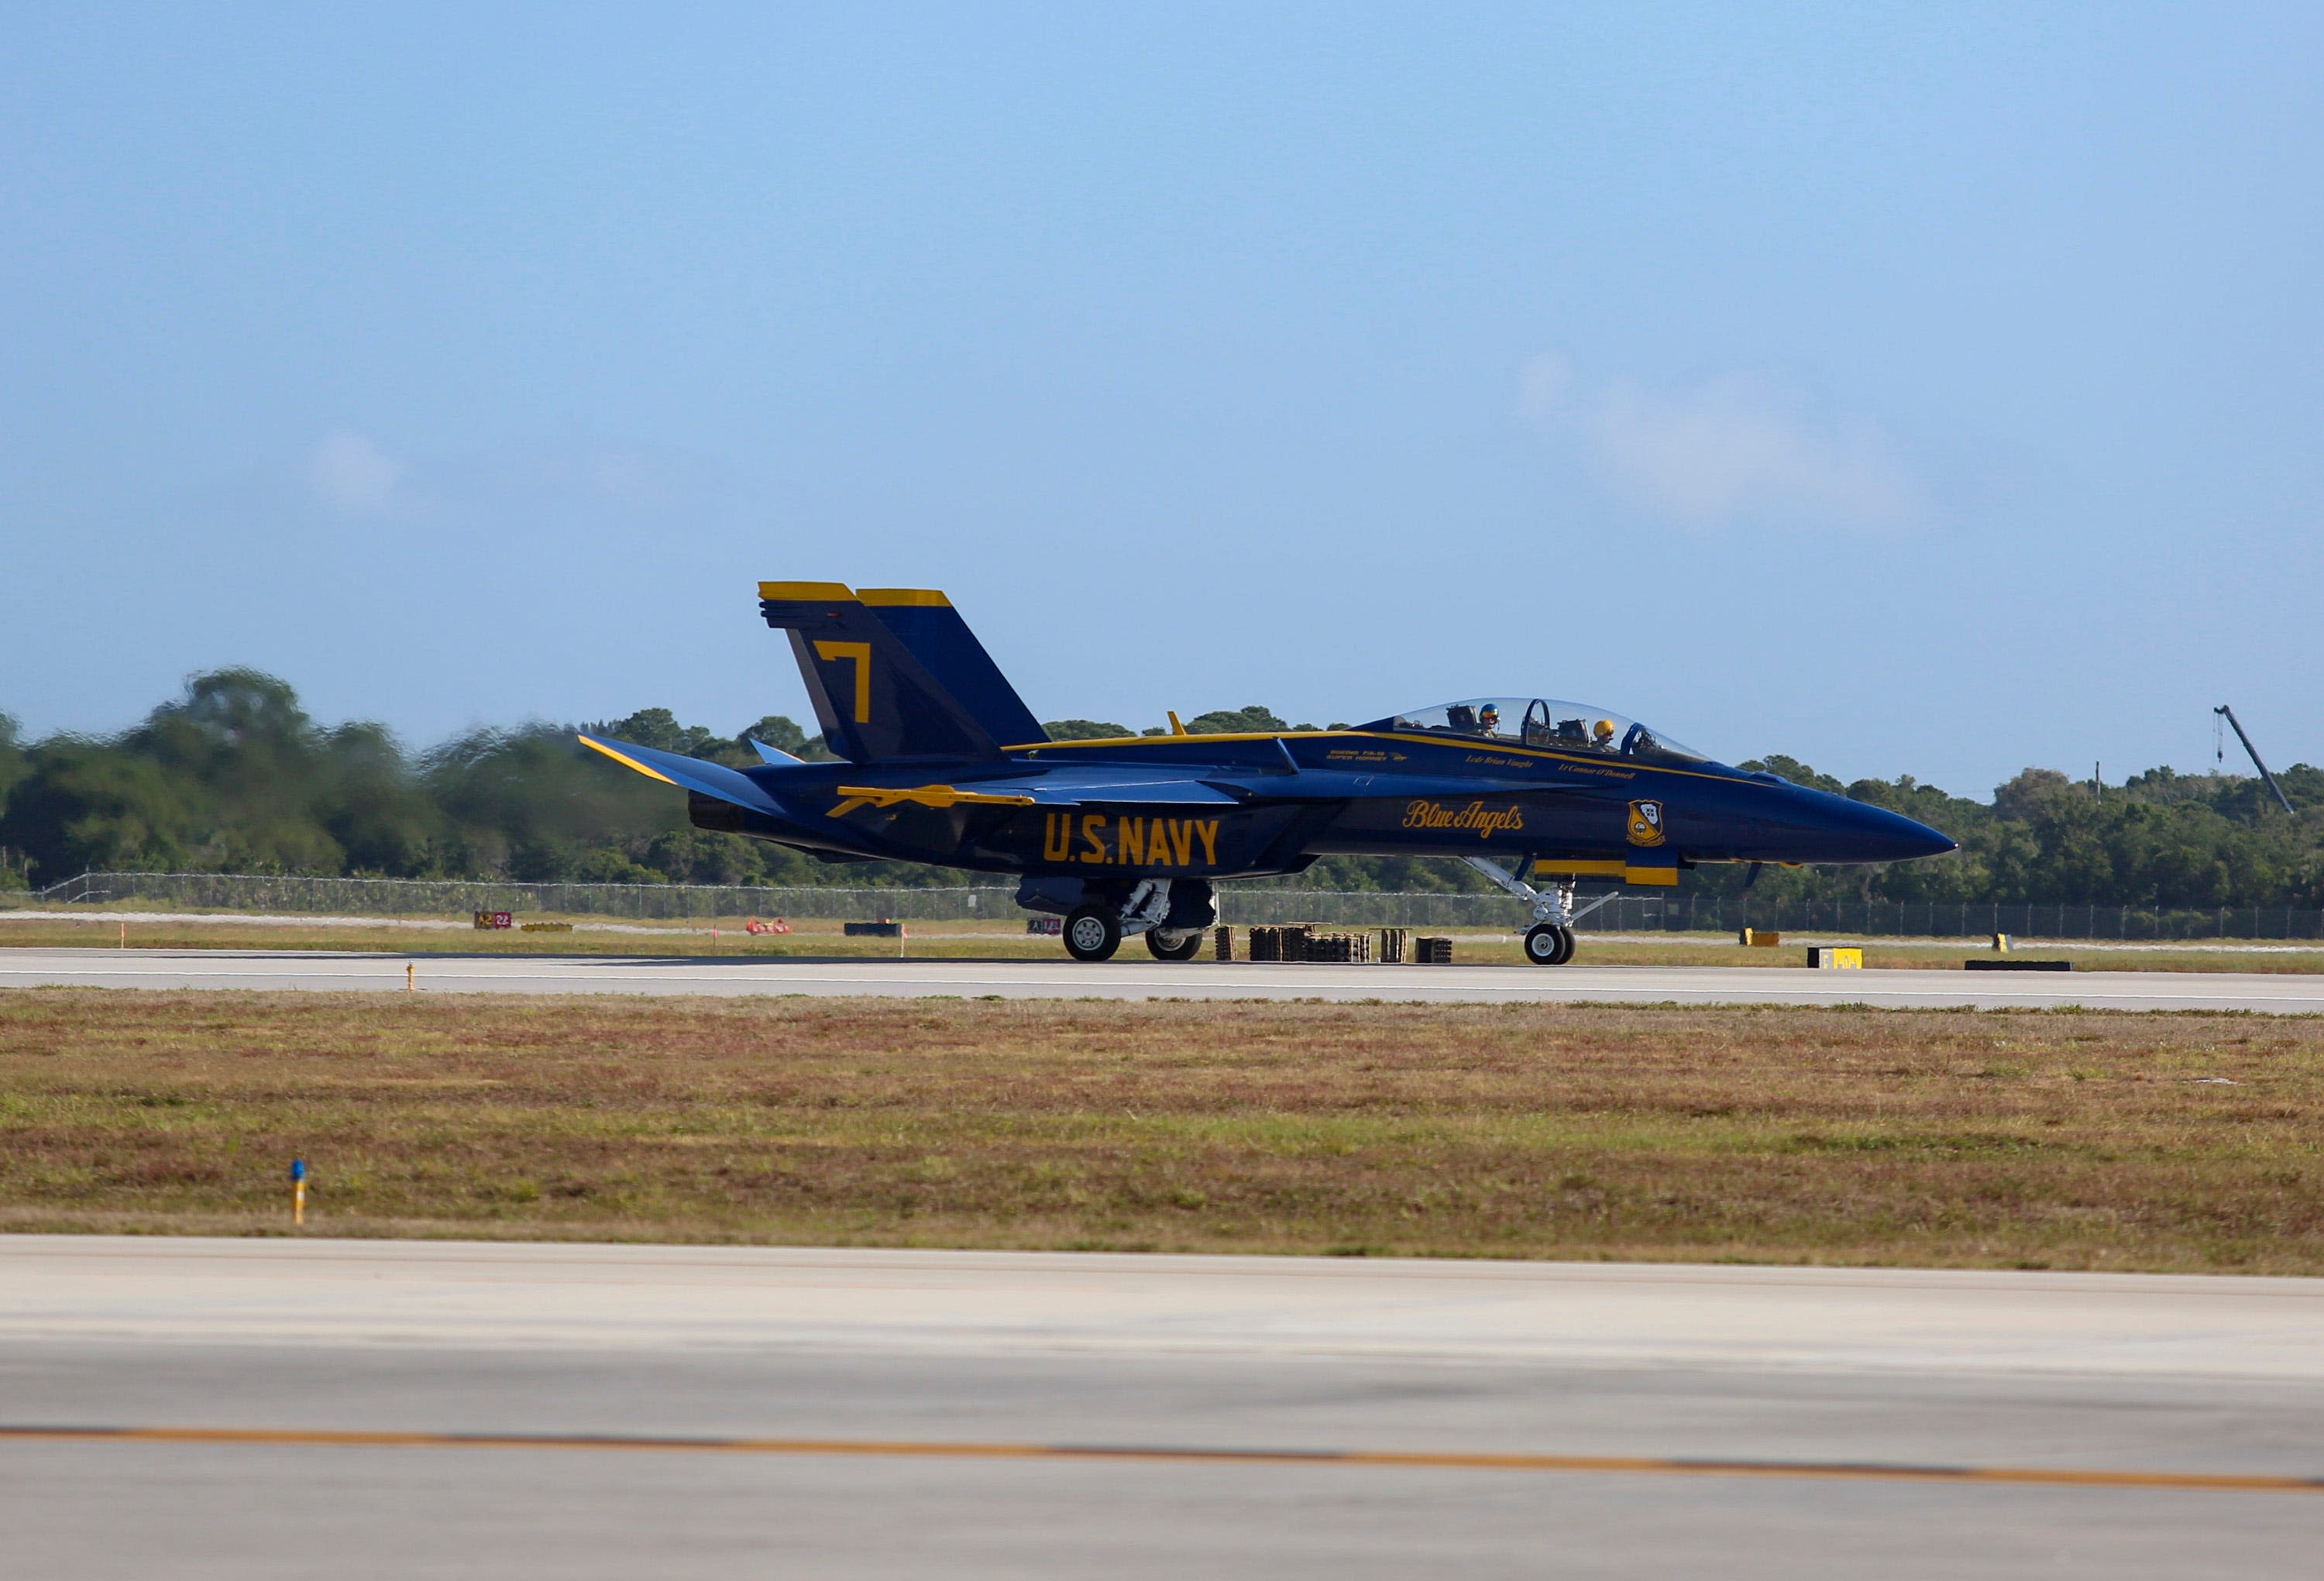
[1707,755,2324,910]
[0,671,885,891]
[1,670,2319,906]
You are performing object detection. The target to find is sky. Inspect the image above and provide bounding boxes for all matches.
[4,3,2320,796]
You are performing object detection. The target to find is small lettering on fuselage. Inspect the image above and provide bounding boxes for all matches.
[1401,799,1527,839]
[1042,813,1220,868]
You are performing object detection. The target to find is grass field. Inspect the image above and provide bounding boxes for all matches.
[5,911,2322,971]
[2,990,2319,1273]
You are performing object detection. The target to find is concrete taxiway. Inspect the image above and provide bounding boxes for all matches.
[5,944,2324,1011]
[3,1236,2322,1578]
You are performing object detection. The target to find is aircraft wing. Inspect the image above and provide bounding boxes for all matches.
[925,765,1574,808]
[868,767,1245,808]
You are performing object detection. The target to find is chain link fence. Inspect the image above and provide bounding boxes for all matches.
[1232,892,2324,937]
[9,871,2323,940]
[12,871,1015,922]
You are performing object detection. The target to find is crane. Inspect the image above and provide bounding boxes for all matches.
[2215,705,2296,816]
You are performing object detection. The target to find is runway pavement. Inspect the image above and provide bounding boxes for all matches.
[5,944,2324,1011]
[3,1236,2322,1578]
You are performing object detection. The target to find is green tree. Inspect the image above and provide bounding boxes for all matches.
[0,740,205,878]
[1044,719,1133,741]
[1185,704,1287,734]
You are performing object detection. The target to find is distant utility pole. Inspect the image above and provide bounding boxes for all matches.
[2215,705,2296,815]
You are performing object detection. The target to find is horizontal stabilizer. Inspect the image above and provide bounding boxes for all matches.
[748,737,802,766]
[577,735,785,814]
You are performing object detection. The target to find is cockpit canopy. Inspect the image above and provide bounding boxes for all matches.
[1361,698,1709,765]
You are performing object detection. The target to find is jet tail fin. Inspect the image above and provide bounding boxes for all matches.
[756,582,1007,764]
[857,588,1045,748]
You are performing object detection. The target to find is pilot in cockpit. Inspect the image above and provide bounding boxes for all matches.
[1477,704,1501,736]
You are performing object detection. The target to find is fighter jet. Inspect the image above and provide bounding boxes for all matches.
[579,583,1956,965]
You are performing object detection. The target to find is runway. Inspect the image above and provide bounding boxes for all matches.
[5,945,2324,1012]
[3,1238,2322,1578]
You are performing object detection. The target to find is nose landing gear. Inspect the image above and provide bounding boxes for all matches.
[1463,857,1621,967]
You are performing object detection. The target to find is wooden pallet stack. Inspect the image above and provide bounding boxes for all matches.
[1247,923,1313,962]
[1222,924,1421,964]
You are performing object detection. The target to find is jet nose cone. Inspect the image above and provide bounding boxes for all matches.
[1780,789,1956,864]
[1917,824,1961,859]
[1855,802,1956,862]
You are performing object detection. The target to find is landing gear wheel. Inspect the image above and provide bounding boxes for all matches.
[1063,906,1122,963]
[1524,923,1575,966]
[1145,927,1203,961]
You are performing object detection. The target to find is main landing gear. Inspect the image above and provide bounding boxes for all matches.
[1050,878,1219,964]
[1145,928,1205,961]
[1063,906,1121,962]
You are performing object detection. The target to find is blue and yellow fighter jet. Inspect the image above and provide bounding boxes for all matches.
[579,583,1956,966]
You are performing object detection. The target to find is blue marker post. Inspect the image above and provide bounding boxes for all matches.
[290,1158,307,1226]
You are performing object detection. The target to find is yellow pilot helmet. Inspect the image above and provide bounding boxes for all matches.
[1593,718,1615,743]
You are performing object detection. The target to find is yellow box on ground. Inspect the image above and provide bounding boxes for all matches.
[1807,947,1863,970]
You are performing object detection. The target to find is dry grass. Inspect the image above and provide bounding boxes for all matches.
[4,991,2322,1271]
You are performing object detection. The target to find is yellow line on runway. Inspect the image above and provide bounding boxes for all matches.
[3,1425,2319,1495]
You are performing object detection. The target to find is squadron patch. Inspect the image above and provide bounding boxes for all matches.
[1627,799,1666,847]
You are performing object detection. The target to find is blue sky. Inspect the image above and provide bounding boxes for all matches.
[4,4,2319,796]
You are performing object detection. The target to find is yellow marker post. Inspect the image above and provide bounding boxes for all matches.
[290,1159,307,1226]
[119,920,126,949]
[406,963,414,992]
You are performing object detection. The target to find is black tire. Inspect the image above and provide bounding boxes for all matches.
[1145,927,1203,961]
[1525,923,1577,966]
[1063,906,1122,962]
